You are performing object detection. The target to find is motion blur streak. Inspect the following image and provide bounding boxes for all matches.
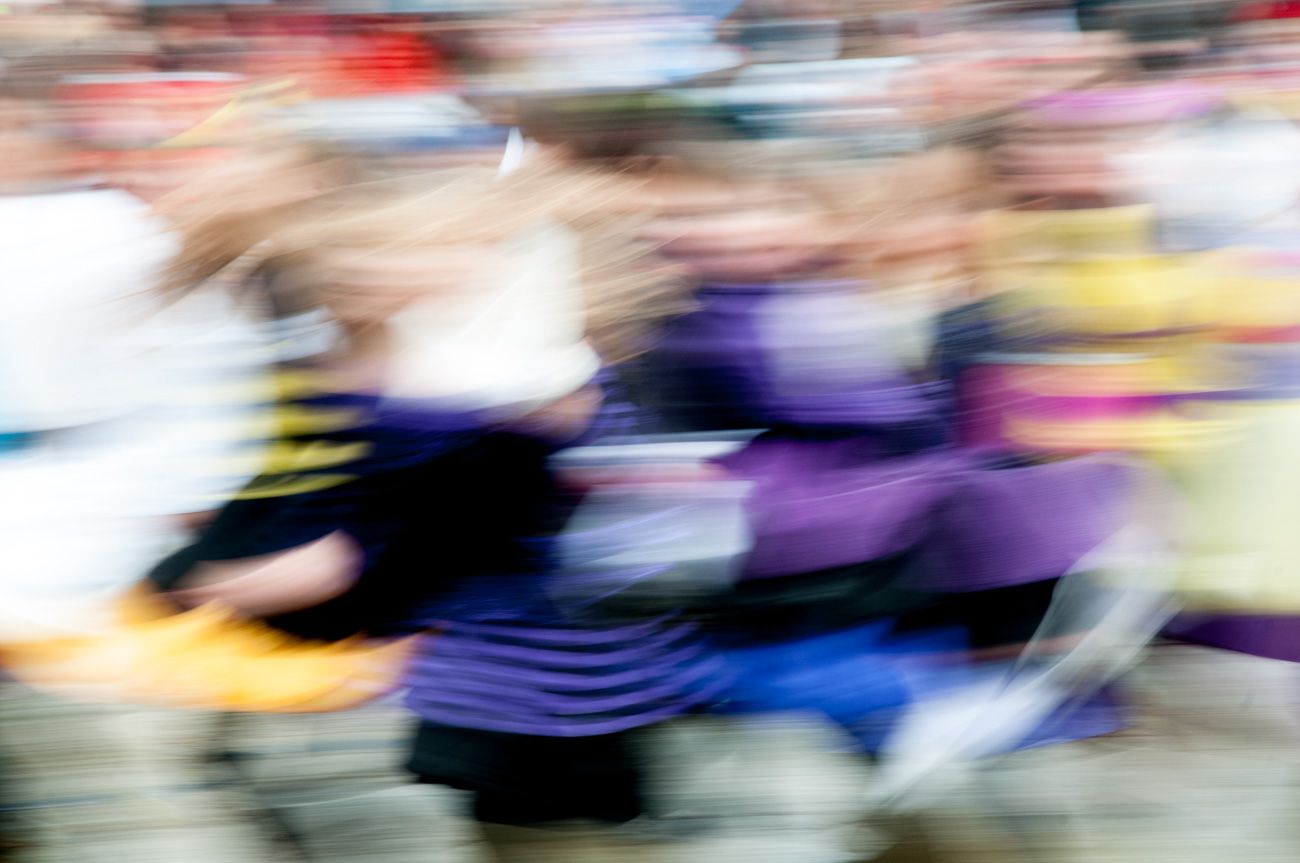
[2,1,1300,861]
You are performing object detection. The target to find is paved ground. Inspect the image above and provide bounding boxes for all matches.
[4,643,1300,862]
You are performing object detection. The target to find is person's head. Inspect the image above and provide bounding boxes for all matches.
[266,163,689,364]
[627,167,845,282]
[155,138,347,298]
[268,169,565,330]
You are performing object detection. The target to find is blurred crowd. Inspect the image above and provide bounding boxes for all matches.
[6,0,1300,861]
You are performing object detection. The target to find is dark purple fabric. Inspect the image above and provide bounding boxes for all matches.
[160,369,727,736]
[719,437,964,578]
[916,456,1135,591]
[1165,613,1300,662]
[649,283,948,439]
[405,622,730,735]
[717,439,1131,588]
[647,284,1135,588]
[645,284,778,431]
[394,371,735,736]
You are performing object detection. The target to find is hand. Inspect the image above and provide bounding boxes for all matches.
[511,385,605,443]
[173,511,218,535]
[169,531,362,618]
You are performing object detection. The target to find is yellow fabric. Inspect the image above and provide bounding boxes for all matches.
[160,98,246,149]
[230,473,358,500]
[977,205,1156,264]
[1006,392,1300,611]
[1213,266,1300,330]
[210,441,372,481]
[996,256,1223,335]
[1005,410,1244,459]
[261,405,365,438]
[1226,90,1300,119]
[186,366,368,502]
[0,591,414,712]
[159,78,306,149]
[1000,353,1238,398]
[269,368,338,401]
[0,355,402,710]
[978,211,1300,612]
[1168,399,1300,612]
[991,247,1300,336]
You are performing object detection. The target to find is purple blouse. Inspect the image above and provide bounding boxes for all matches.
[648,281,1138,588]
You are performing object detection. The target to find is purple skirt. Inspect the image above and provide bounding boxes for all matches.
[719,437,1135,591]
[404,615,729,737]
[1165,613,1300,663]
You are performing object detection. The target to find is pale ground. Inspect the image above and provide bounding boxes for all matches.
[4,643,1300,863]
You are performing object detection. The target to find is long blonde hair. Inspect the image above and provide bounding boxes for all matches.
[154,140,348,300]
[169,155,693,364]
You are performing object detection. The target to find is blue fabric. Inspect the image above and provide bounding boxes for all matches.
[715,622,964,730]
[0,433,32,454]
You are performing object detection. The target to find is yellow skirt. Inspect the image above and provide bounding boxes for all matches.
[0,590,414,713]
[1169,400,1300,613]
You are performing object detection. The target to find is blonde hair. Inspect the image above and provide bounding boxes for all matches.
[217,160,694,364]
[153,139,348,299]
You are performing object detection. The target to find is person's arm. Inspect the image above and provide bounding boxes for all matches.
[507,383,606,446]
[147,468,375,619]
[167,530,363,618]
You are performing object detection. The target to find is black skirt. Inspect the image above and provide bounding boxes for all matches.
[408,723,646,826]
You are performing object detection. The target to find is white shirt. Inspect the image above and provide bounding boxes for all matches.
[0,189,274,640]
